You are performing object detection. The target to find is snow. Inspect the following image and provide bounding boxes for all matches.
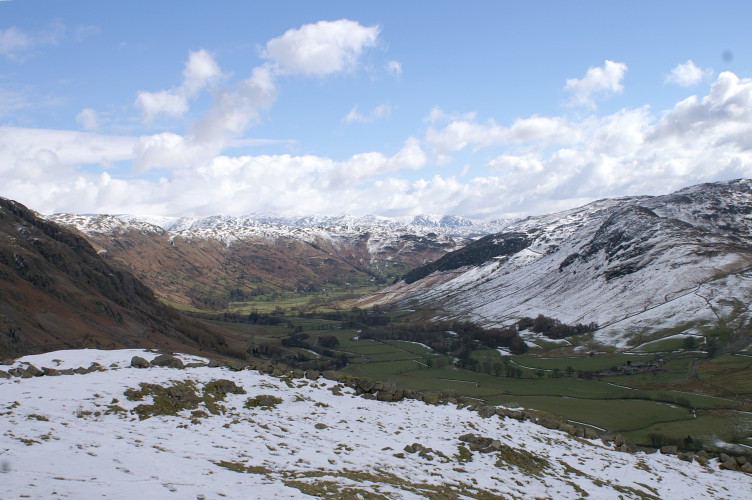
[1,349,749,498]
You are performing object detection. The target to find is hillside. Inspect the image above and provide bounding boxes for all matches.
[355,180,752,348]
[47,213,507,311]
[0,198,238,358]
[2,348,749,498]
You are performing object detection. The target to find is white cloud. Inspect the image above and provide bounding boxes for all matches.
[262,19,379,75]
[665,59,712,87]
[135,49,222,124]
[0,21,69,61]
[564,60,627,108]
[75,108,99,130]
[386,60,402,78]
[342,103,392,124]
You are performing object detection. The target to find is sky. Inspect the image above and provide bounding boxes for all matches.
[1,1,752,219]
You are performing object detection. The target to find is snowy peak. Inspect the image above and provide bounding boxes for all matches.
[357,179,752,346]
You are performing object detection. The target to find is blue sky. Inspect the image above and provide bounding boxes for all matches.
[2,1,752,218]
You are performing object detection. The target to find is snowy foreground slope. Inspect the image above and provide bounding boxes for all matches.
[2,350,750,499]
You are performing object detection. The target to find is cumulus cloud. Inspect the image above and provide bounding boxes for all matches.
[342,103,392,124]
[425,114,575,155]
[135,49,222,123]
[564,60,627,108]
[665,59,712,87]
[75,108,99,130]
[262,19,379,75]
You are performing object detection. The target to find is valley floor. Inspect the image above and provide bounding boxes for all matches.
[1,350,750,499]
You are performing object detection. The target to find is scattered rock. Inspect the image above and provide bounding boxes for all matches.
[150,354,185,369]
[660,445,678,455]
[24,364,43,377]
[130,356,150,368]
[477,406,496,419]
[720,458,740,471]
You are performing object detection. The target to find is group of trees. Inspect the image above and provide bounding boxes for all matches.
[518,314,598,339]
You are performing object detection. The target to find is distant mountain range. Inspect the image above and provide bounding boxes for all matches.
[355,180,752,349]
[47,212,508,310]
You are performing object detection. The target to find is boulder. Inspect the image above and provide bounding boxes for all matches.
[422,393,440,405]
[741,462,752,474]
[73,367,88,374]
[8,367,24,377]
[613,434,625,447]
[305,370,320,381]
[291,369,305,379]
[583,427,600,440]
[60,368,75,375]
[130,356,150,368]
[207,359,223,368]
[477,406,497,419]
[185,362,207,368]
[150,354,185,369]
[735,456,748,466]
[42,367,61,376]
[205,379,246,395]
[0,370,10,379]
[559,423,578,436]
[660,445,678,455]
[719,452,731,463]
[25,364,43,377]
[677,452,694,462]
[720,458,740,471]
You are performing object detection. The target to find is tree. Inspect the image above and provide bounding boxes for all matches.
[536,369,545,379]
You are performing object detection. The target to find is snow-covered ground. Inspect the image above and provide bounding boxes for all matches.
[1,349,749,499]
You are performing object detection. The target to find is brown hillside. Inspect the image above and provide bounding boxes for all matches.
[0,198,238,358]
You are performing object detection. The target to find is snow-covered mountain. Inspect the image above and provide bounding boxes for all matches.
[355,180,752,347]
[2,348,748,498]
[46,213,509,309]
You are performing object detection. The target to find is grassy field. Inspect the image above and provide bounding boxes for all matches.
[200,304,752,448]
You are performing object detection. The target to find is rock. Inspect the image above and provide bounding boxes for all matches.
[130,356,150,368]
[583,427,600,440]
[60,368,75,375]
[559,424,578,436]
[613,434,625,447]
[8,367,24,377]
[305,370,320,381]
[42,367,61,376]
[1,358,15,365]
[25,364,43,377]
[0,370,10,379]
[697,450,710,460]
[677,452,694,462]
[357,378,377,393]
[185,362,207,368]
[735,456,748,466]
[150,354,185,369]
[477,406,497,419]
[404,444,416,454]
[314,423,327,430]
[225,360,248,372]
[74,367,88,374]
[291,369,305,379]
[719,452,731,463]
[601,433,615,444]
[741,462,752,474]
[720,458,740,471]
[360,393,376,400]
[660,445,678,455]
[574,427,585,438]
[207,359,223,368]
[88,362,105,372]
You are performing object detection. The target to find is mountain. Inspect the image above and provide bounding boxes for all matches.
[2,348,748,498]
[355,180,752,348]
[47,212,509,310]
[0,198,238,358]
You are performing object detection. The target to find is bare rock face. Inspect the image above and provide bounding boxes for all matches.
[131,356,150,368]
